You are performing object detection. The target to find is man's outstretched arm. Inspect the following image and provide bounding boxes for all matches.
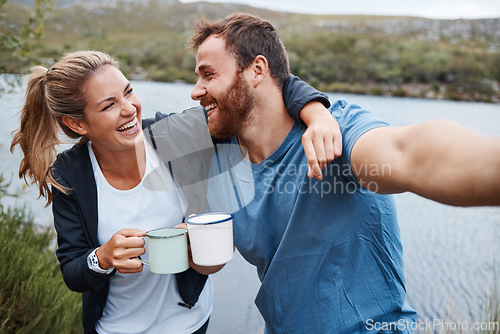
[351,119,500,206]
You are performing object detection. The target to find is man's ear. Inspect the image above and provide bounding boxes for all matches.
[62,115,88,136]
[247,55,269,87]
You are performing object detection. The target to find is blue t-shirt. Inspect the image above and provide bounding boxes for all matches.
[208,99,417,333]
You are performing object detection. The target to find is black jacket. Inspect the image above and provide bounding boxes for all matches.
[51,140,208,334]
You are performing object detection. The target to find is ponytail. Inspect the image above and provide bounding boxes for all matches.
[10,50,119,206]
[10,66,64,205]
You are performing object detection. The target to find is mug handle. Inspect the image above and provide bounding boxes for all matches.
[138,236,149,266]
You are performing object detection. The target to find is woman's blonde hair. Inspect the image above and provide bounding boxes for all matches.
[10,50,119,205]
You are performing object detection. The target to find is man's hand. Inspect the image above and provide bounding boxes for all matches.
[300,102,342,180]
[175,220,226,275]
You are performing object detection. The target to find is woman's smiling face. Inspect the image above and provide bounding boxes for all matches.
[77,65,143,156]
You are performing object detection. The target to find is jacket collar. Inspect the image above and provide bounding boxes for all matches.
[58,143,100,247]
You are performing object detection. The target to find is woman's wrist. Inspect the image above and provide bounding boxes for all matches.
[300,101,331,125]
[88,248,114,274]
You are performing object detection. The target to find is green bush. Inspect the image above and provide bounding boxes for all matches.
[0,175,82,334]
[392,87,408,97]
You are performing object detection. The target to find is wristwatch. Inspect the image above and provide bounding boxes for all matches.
[87,248,114,275]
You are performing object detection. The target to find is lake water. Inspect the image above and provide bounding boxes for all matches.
[1,79,499,333]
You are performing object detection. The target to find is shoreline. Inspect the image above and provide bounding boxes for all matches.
[1,74,499,104]
[318,81,500,104]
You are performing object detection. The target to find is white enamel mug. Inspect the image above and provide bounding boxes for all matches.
[185,212,234,266]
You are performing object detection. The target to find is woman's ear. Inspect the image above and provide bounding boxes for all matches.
[62,116,88,136]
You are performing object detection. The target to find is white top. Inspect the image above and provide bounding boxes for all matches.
[88,140,212,334]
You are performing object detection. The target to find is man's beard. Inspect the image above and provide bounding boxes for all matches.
[203,72,254,139]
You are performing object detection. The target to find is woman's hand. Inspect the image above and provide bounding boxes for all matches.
[96,228,147,274]
[300,102,342,180]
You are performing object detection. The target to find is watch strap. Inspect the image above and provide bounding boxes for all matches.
[87,248,114,274]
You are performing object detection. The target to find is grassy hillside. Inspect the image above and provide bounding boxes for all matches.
[3,0,500,102]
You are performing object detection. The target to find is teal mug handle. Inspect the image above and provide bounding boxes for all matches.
[138,236,149,266]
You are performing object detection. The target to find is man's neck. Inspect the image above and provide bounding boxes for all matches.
[237,97,294,165]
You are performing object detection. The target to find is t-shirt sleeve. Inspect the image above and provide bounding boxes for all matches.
[330,99,389,183]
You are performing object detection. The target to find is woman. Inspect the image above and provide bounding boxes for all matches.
[10,50,336,334]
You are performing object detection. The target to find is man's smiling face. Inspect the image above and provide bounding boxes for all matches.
[191,35,255,139]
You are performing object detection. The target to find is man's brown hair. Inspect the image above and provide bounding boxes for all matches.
[188,13,290,87]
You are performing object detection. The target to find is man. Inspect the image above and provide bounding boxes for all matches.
[188,13,500,333]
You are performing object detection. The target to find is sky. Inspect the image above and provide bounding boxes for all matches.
[180,0,500,19]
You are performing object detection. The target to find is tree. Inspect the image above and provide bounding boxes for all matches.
[0,0,54,73]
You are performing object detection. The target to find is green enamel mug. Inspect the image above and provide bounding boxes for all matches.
[140,228,189,274]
